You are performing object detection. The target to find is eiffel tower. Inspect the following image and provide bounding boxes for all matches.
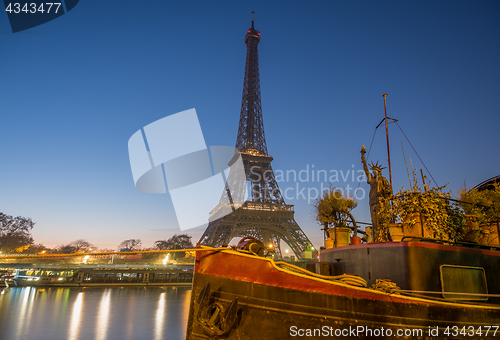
[198,14,312,259]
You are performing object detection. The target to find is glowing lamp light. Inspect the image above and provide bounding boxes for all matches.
[285,249,289,253]
[268,244,273,249]
[162,254,170,265]
[82,255,90,264]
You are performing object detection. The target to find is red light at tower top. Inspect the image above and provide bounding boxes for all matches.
[246,12,260,38]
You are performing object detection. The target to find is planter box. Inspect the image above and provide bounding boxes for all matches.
[325,238,334,249]
[388,223,404,242]
[478,229,491,245]
[463,215,480,243]
[403,213,433,238]
[350,236,362,245]
[328,227,351,247]
[479,222,500,246]
[488,222,500,246]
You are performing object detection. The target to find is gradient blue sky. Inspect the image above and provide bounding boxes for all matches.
[1,1,499,250]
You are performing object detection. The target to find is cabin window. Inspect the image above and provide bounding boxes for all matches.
[439,265,488,301]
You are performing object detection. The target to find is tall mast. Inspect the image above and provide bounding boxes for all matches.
[383,94,393,194]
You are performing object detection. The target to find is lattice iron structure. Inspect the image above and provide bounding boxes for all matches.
[198,15,313,259]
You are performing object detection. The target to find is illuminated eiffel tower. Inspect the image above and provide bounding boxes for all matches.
[198,14,312,259]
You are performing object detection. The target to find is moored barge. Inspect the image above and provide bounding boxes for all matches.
[186,241,500,339]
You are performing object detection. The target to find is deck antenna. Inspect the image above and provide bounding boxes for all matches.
[420,169,427,191]
[401,142,412,191]
[382,94,393,195]
[409,155,425,235]
[409,156,415,184]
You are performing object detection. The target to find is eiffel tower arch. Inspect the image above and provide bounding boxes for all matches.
[198,14,313,259]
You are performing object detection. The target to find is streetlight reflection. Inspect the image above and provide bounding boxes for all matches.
[95,290,111,340]
[68,292,84,340]
[15,287,35,340]
[154,292,166,340]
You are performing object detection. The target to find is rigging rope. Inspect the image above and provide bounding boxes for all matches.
[371,278,400,294]
[356,128,378,191]
[274,261,367,287]
[366,127,377,160]
[358,121,439,191]
[395,121,439,188]
[396,289,500,298]
[371,280,500,300]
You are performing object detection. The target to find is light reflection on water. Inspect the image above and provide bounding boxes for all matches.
[15,287,36,340]
[68,292,84,340]
[0,287,191,340]
[95,290,111,340]
[154,292,166,340]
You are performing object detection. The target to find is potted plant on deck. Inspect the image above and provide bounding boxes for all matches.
[390,172,465,242]
[458,183,500,246]
[314,188,358,248]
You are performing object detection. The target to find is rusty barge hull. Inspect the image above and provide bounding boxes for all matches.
[186,249,500,340]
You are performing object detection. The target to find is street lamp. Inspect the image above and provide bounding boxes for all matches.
[162,254,170,265]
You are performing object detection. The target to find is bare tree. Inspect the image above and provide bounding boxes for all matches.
[155,234,193,250]
[54,240,93,254]
[71,239,93,252]
[119,239,142,250]
[57,244,77,254]
[0,213,35,253]
[25,244,50,254]
[155,234,194,259]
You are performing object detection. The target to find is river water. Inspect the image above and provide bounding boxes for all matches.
[0,286,191,340]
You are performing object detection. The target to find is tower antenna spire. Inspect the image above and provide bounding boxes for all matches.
[252,11,255,29]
